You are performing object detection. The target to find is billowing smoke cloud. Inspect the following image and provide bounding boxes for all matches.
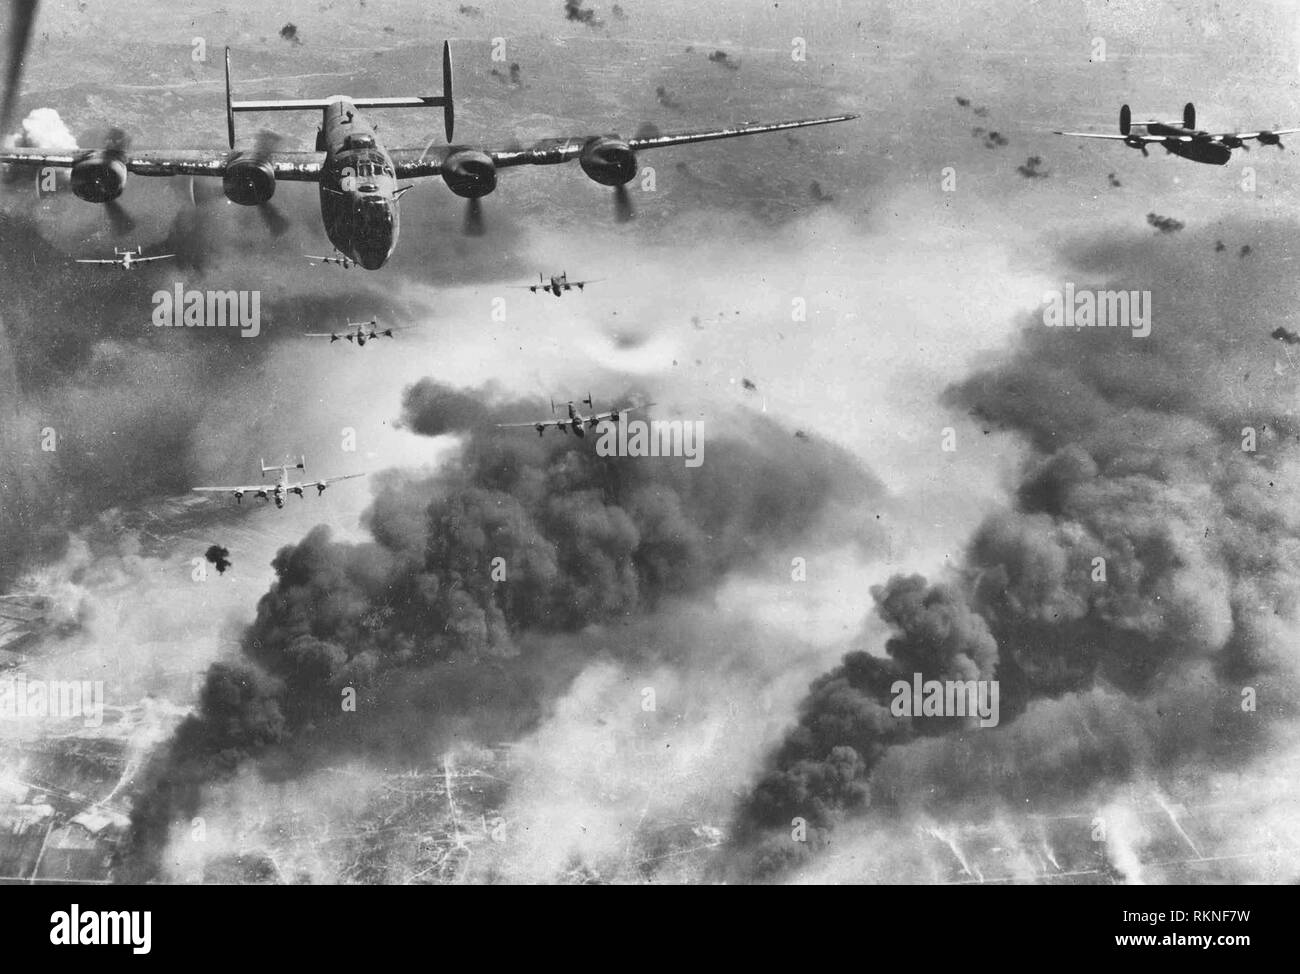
[122,379,885,878]
[728,220,1300,882]
[396,379,495,437]
[3,107,76,150]
[2,107,75,191]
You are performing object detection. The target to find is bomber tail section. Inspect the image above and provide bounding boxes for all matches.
[261,456,306,475]
[225,41,454,148]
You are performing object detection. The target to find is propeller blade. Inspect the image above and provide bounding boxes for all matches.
[614,183,634,223]
[250,130,292,235]
[253,128,284,155]
[104,125,131,153]
[173,174,197,207]
[176,173,225,207]
[257,201,290,237]
[105,199,135,235]
[463,196,485,236]
[83,125,136,238]
[0,0,39,138]
[163,175,223,269]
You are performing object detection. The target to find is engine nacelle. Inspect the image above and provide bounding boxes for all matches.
[223,156,276,205]
[441,148,497,198]
[579,137,637,186]
[70,153,127,203]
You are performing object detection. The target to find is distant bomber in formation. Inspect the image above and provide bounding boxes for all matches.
[74,246,173,269]
[1055,103,1299,165]
[517,271,599,297]
[305,252,358,269]
[0,41,857,270]
[305,316,399,345]
[496,394,648,438]
[192,457,366,508]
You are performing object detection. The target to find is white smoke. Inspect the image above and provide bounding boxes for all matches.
[3,107,77,150]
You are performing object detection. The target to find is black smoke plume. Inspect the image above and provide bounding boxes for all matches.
[729,221,1300,881]
[122,380,884,878]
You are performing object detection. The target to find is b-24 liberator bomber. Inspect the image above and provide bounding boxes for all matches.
[305,316,400,346]
[74,246,173,269]
[496,395,649,438]
[0,42,857,270]
[1055,102,1299,165]
[192,457,366,508]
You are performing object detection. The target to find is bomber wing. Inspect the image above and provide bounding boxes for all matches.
[1208,127,1300,143]
[1052,131,1167,141]
[496,419,569,430]
[389,114,858,178]
[284,472,367,492]
[192,484,275,494]
[589,403,652,423]
[0,146,325,180]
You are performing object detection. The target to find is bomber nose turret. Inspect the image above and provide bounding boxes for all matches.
[353,194,396,268]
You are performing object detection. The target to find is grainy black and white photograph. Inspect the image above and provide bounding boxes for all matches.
[0,0,1294,922]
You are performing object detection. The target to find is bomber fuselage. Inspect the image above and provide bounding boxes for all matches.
[317,99,403,269]
[1140,123,1233,165]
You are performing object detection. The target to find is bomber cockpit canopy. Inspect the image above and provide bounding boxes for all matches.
[343,133,376,150]
[350,157,394,179]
